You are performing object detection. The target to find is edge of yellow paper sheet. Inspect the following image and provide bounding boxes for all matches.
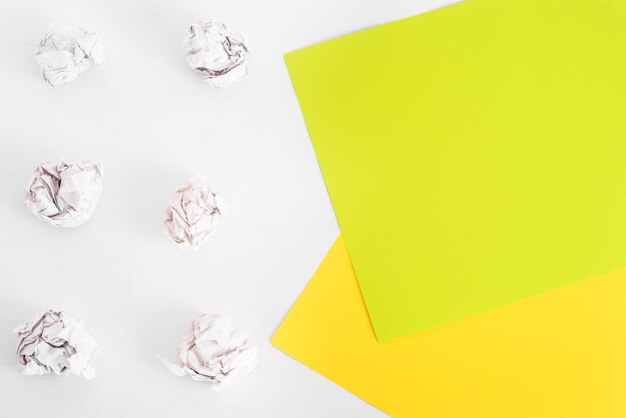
[273,235,626,417]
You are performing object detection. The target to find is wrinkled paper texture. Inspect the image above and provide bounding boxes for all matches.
[159,313,258,392]
[36,22,104,86]
[164,176,225,250]
[14,309,98,379]
[182,19,249,88]
[25,160,104,228]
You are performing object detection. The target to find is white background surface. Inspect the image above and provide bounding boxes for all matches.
[0,0,453,416]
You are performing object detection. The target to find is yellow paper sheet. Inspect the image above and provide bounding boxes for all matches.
[272,235,626,417]
[286,0,626,341]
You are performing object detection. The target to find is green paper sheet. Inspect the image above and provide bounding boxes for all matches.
[286,0,626,342]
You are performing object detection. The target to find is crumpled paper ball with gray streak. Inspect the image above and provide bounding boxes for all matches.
[182,19,250,88]
[163,176,226,250]
[36,22,104,86]
[25,160,104,228]
[13,309,99,380]
[160,313,258,392]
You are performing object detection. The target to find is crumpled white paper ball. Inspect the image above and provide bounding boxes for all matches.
[13,309,99,380]
[159,313,258,392]
[182,19,250,88]
[25,160,104,228]
[36,22,104,86]
[163,176,226,250]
